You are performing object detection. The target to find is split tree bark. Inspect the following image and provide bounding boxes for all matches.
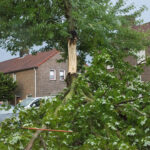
[68,39,77,74]
[25,37,77,150]
[64,0,77,75]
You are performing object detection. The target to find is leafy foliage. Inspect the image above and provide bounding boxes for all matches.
[0,0,148,60]
[1,47,150,149]
[0,72,17,102]
[0,0,150,149]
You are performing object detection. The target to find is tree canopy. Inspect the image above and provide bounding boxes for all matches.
[0,0,148,58]
[0,0,150,150]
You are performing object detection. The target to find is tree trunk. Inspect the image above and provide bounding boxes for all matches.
[25,2,78,149]
[68,39,77,74]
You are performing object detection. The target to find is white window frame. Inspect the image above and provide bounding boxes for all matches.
[49,69,56,80]
[137,50,146,64]
[59,69,65,81]
[13,73,16,82]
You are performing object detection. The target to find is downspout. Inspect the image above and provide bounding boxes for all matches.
[34,68,37,97]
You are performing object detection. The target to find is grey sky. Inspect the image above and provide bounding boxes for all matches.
[0,0,150,62]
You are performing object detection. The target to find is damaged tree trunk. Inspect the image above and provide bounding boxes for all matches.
[68,38,77,74]
[64,0,78,79]
[66,38,77,87]
[25,1,78,149]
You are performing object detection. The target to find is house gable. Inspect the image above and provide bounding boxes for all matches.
[36,53,68,96]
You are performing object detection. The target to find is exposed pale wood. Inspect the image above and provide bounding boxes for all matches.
[68,39,77,74]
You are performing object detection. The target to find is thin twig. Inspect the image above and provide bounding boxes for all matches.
[25,129,44,150]
[22,127,73,133]
[25,125,46,150]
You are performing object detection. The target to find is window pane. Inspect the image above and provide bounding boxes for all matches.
[13,73,16,81]
[50,75,54,80]
[60,71,64,76]
[60,70,65,80]
[50,70,55,80]
[50,71,54,75]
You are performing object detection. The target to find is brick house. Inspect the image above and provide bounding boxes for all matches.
[108,22,150,81]
[0,49,68,101]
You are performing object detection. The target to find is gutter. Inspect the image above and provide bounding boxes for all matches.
[34,68,37,97]
[4,67,38,74]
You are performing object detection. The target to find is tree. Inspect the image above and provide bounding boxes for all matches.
[0,72,17,102]
[0,0,150,150]
[0,0,148,71]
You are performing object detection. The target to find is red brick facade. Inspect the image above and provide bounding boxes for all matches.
[36,53,68,97]
[11,69,36,99]
[0,51,68,100]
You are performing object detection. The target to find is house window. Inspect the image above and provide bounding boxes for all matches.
[59,70,65,81]
[13,73,16,81]
[50,69,56,80]
[137,50,145,64]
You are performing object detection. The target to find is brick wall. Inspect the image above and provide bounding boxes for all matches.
[125,56,137,66]
[11,69,35,99]
[36,53,68,97]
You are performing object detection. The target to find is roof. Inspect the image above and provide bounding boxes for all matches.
[0,49,59,73]
[133,22,150,32]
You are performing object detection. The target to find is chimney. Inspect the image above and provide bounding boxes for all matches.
[19,49,29,57]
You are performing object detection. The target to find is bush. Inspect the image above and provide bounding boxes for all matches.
[0,72,17,102]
